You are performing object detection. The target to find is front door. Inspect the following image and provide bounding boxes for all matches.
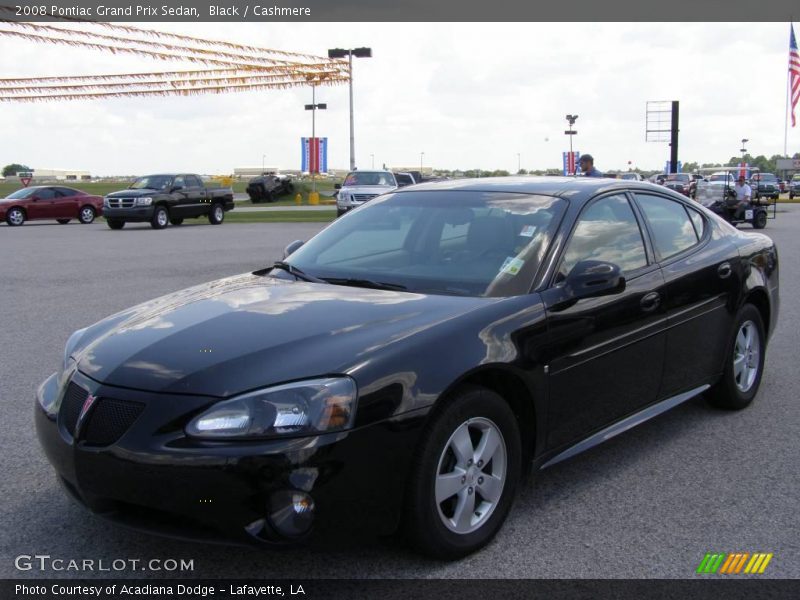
[540,193,668,450]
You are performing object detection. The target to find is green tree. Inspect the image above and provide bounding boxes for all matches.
[2,163,31,177]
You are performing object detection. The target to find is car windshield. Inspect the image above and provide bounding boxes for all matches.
[343,172,396,187]
[759,174,777,181]
[666,174,690,182]
[5,188,40,199]
[281,191,567,297]
[130,175,173,190]
[709,174,731,182]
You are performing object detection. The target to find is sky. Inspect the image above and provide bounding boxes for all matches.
[0,22,798,176]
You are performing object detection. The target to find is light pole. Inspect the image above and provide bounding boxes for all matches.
[517,153,521,174]
[370,153,374,169]
[262,154,266,173]
[328,47,372,171]
[565,114,578,174]
[740,138,749,177]
[304,85,327,195]
[420,152,425,173]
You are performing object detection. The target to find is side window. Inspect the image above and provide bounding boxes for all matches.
[37,188,57,200]
[635,194,699,260]
[558,194,647,280]
[173,176,185,189]
[187,176,202,188]
[686,206,706,239]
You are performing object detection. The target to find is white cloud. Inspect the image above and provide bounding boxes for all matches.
[0,22,797,175]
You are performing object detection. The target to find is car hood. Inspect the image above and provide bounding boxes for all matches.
[72,273,496,397]
[106,188,162,198]
[340,185,395,195]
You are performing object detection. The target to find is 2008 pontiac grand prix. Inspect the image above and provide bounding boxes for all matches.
[36,177,779,559]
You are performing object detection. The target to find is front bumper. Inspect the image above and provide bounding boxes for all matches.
[102,207,155,222]
[35,370,419,545]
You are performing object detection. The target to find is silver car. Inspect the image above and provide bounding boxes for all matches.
[336,170,398,217]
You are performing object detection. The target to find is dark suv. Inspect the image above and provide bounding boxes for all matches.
[750,173,780,201]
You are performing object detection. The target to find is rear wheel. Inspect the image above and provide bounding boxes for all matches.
[404,386,521,559]
[6,207,25,226]
[753,210,768,229]
[707,304,765,410]
[78,205,96,224]
[57,219,70,225]
[208,203,225,225]
[106,218,125,230]
[150,206,169,229]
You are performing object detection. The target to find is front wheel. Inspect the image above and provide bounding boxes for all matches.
[404,386,521,559]
[106,218,125,230]
[151,206,169,229]
[6,207,25,226]
[208,203,225,225]
[78,205,96,224]
[753,210,768,229]
[707,304,765,410]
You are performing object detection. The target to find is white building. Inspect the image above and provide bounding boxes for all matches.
[23,169,91,181]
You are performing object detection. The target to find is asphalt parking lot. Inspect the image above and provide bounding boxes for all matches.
[1,210,799,579]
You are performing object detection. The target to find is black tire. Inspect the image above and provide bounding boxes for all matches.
[208,203,225,225]
[5,207,25,226]
[753,210,768,229]
[78,205,96,224]
[57,219,70,225]
[106,219,125,230]
[170,217,184,226]
[285,183,295,194]
[336,208,346,218]
[404,386,521,559]
[150,205,169,229]
[706,304,766,410]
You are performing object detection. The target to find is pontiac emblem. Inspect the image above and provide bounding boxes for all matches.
[74,394,98,438]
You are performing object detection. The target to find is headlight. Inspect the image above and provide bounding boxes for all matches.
[135,197,153,206]
[186,377,358,439]
[103,197,110,208]
[56,327,86,388]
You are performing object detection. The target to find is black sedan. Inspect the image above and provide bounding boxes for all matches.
[35,177,779,559]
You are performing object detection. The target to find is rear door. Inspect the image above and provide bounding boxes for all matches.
[631,192,739,396]
[540,192,668,449]
[54,187,80,218]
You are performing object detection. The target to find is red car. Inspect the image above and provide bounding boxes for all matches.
[1,186,103,226]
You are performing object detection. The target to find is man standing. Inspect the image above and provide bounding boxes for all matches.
[578,154,603,177]
[732,175,752,219]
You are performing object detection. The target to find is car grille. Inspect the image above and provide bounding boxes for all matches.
[59,381,144,446]
[353,194,378,202]
[106,198,136,208]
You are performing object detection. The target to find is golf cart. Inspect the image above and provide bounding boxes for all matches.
[693,167,774,229]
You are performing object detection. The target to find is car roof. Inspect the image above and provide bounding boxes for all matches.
[393,176,675,207]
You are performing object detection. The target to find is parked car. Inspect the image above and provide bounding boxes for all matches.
[620,172,643,181]
[36,177,778,559]
[789,175,800,199]
[103,174,234,229]
[1,186,103,226]
[648,173,667,185]
[663,173,694,197]
[246,173,294,203]
[749,173,780,201]
[695,171,738,205]
[335,170,397,217]
[393,172,417,187]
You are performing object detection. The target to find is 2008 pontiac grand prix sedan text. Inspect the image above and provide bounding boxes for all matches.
[36,177,779,559]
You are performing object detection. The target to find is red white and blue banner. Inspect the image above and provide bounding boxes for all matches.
[563,151,579,175]
[301,137,328,174]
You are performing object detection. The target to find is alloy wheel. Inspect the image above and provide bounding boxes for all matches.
[733,320,760,393]
[435,417,507,535]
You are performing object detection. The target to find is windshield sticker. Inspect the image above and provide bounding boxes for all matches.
[519,225,537,237]
[500,257,524,275]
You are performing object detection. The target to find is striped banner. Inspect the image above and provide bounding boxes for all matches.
[696,552,773,574]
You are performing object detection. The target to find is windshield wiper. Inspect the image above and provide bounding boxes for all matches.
[321,277,407,291]
[271,261,326,283]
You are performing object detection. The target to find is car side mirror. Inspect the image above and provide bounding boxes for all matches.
[334,183,342,190]
[565,260,625,300]
[283,240,304,258]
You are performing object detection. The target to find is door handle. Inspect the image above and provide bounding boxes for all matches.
[717,262,732,279]
[640,291,661,312]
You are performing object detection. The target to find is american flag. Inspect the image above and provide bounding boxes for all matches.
[790,24,800,127]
